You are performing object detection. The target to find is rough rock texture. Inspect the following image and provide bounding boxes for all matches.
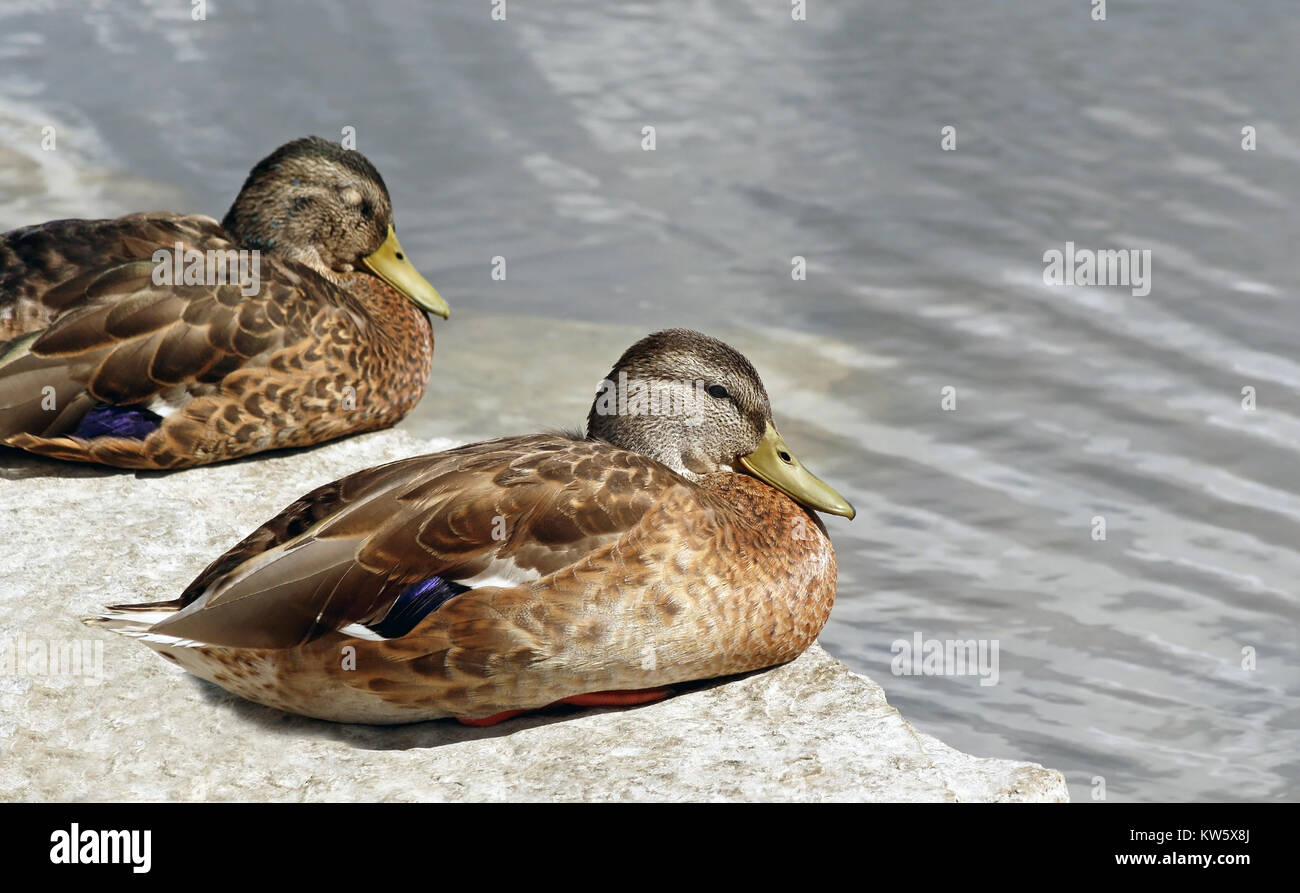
[0,430,1068,802]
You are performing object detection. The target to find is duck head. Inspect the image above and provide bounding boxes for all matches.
[586,329,855,518]
[220,136,450,318]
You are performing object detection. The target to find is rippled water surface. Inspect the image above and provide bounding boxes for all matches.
[2,1,1297,801]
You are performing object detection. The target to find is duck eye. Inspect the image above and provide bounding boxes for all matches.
[706,384,729,399]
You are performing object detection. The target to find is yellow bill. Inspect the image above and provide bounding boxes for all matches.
[740,422,855,519]
[362,225,450,318]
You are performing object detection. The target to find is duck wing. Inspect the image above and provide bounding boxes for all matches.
[136,434,688,648]
[0,213,230,339]
[0,225,363,446]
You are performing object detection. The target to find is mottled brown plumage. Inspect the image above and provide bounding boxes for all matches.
[93,330,853,724]
[0,137,446,468]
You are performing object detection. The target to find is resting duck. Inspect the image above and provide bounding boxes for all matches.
[94,329,855,725]
[0,136,449,469]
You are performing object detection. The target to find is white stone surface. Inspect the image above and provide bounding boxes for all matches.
[0,430,1068,802]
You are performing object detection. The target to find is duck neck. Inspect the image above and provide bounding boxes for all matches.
[699,471,838,653]
[340,273,434,415]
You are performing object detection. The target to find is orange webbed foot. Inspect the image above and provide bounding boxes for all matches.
[557,687,672,708]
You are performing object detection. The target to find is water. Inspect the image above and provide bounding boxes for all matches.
[2,0,1297,801]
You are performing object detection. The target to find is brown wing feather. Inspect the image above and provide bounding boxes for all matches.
[146,435,689,648]
[28,273,322,404]
[0,213,230,340]
[0,245,368,446]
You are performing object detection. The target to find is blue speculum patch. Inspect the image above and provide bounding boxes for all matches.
[72,404,163,440]
[368,576,470,638]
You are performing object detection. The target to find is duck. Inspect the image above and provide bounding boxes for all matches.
[92,329,855,725]
[0,135,449,469]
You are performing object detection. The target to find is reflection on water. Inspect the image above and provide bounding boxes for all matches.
[2,0,1298,801]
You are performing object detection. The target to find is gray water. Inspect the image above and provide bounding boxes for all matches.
[2,0,1297,801]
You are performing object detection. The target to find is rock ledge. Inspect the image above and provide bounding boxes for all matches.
[0,430,1067,802]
